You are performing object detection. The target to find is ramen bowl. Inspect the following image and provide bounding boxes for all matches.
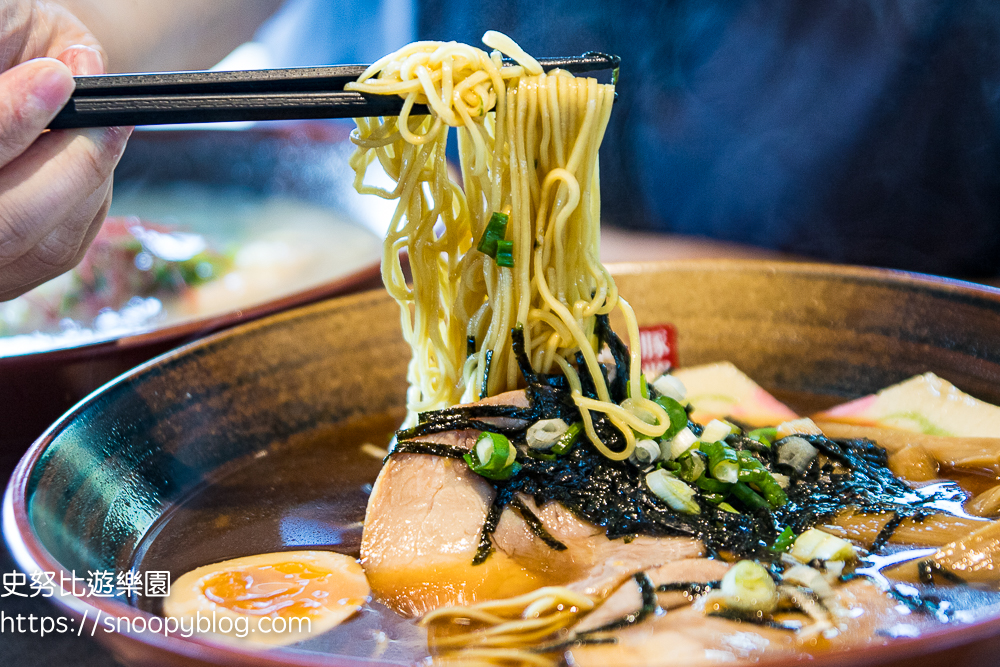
[6,260,1000,667]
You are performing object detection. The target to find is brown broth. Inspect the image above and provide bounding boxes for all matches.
[130,399,1000,663]
[130,410,430,662]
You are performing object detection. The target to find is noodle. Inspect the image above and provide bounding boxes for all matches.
[347,33,669,454]
[421,585,594,665]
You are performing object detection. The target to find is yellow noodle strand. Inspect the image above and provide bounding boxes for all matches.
[347,33,668,445]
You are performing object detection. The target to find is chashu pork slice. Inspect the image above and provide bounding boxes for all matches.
[361,391,703,616]
[566,578,919,666]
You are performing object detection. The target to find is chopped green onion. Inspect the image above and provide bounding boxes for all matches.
[526,418,569,451]
[495,239,514,268]
[651,373,686,402]
[736,451,788,507]
[677,451,706,482]
[718,502,740,514]
[664,426,698,460]
[630,438,661,466]
[463,431,519,480]
[747,427,778,447]
[550,422,582,455]
[476,211,509,257]
[717,561,778,613]
[789,528,857,562]
[696,477,733,494]
[702,492,726,504]
[700,419,733,444]
[654,396,687,440]
[660,460,681,472]
[645,470,700,515]
[777,436,819,473]
[771,526,795,553]
[730,481,770,511]
[699,440,739,483]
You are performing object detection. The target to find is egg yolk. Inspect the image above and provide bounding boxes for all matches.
[201,561,362,618]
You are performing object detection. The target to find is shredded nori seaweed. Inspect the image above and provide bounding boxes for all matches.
[705,608,800,631]
[768,433,950,546]
[480,349,493,399]
[918,559,967,586]
[594,314,630,403]
[657,581,720,596]
[391,327,965,564]
[509,496,568,552]
[390,441,467,461]
[578,572,658,634]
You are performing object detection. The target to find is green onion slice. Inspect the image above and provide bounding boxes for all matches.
[495,240,514,268]
[696,476,732,494]
[700,440,739,483]
[747,427,778,447]
[645,469,700,515]
[463,431,519,480]
[677,451,706,483]
[736,451,788,507]
[654,396,687,440]
[550,421,583,455]
[771,526,795,553]
[731,481,770,511]
[477,211,509,257]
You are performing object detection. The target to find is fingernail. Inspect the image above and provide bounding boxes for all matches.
[60,45,104,76]
[28,62,75,113]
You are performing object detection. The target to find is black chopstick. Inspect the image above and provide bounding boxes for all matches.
[48,53,620,129]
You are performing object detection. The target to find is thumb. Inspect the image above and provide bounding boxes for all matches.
[0,58,74,167]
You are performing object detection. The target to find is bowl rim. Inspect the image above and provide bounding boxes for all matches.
[7,258,1000,667]
[0,120,382,364]
[0,252,380,366]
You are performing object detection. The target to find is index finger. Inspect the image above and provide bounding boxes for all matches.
[17,4,107,70]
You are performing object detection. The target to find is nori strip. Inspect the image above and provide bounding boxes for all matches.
[473,485,515,565]
[656,581,720,596]
[511,326,537,385]
[918,560,967,586]
[594,313,630,403]
[886,583,954,621]
[706,608,799,631]
[871,512,903,553]
[480,349,493,399]
[773,435,951,553]
[578,572,657,634]
[390,441,468,460]
[509,496,568,552]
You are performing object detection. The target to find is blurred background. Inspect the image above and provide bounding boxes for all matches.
[56,0,1000,277]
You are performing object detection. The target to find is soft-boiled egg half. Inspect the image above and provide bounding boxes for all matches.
[164,550,370,646]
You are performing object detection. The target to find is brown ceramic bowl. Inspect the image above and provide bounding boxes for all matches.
[7,260,1000,666]
[0,124,384,459]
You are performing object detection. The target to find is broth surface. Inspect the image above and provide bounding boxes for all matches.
[130,397,1000,663]
[131,410,429,662]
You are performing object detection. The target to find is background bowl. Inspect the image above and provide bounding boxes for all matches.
[0,123,387,460]
[7,260,1000,667]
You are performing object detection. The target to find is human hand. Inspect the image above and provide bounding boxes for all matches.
[0,0,132,300]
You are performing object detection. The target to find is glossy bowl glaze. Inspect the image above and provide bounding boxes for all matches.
[7,260,1000,667]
